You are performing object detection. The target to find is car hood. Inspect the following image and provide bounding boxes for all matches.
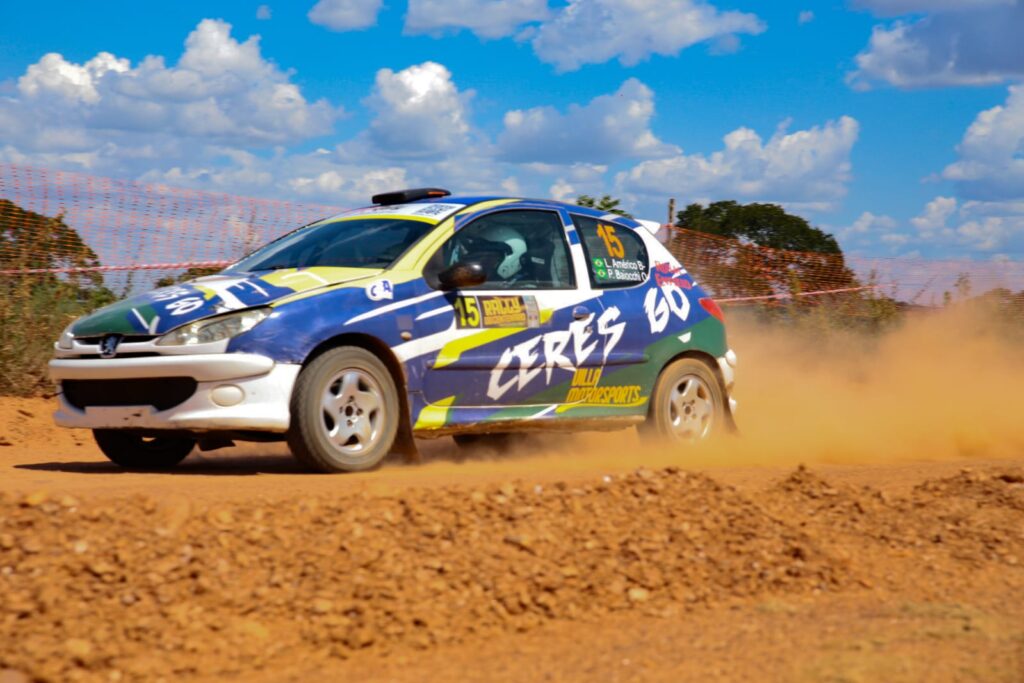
[71,267,384,337]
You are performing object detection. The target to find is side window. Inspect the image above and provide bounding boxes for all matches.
[571,215,649,288]
[425,210,575,290]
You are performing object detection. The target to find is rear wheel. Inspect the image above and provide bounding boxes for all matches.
[92,430,195,469]
[287,347,399,473]
[641,357,724,443]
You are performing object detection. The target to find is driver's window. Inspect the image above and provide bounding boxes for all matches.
[425,210,575,290]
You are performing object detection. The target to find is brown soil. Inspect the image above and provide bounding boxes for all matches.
[1,398,1023,682]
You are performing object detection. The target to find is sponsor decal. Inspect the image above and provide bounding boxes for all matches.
[593,256,646,283]
[150,286,193,302]
[644,262,693,334]
[589,223,646,283]
[411,203,464,219]
[653,262,691,289]
[487,306,625,401]
[366,279,394,301]
[165,297,205,316]
[454,296,540,329]
[565,368,642,406]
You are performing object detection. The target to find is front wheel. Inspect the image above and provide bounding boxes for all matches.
[287,347,400,473]
[93,430,195,469]
[641,357,725,443]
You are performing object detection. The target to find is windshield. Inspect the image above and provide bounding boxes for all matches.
[230,217,435,272]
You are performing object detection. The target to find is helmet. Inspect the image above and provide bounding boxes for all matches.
[476,224,527,280]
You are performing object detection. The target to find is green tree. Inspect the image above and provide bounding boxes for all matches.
[154,265,224,289]
[667,200,861,309]
[0,199,114,395]
[575,194,634,219]
[676,200,841,254]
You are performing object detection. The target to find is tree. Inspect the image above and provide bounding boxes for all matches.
[676,201,840,254]
[576,194,634,219]
[155,265,224,289]
[0,198,114,394]
[667,200,858,303]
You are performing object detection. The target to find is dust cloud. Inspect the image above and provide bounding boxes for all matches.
[412,304,1024,478]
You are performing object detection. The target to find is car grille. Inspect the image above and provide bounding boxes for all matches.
[75,335,159,345]
[61,378,197,411]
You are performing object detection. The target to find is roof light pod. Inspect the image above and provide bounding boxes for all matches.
[371,188,451,205]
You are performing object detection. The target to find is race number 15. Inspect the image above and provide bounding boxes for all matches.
[597,224,625,258]
[454,297,481,328]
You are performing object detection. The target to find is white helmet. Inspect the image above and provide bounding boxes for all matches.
[478,224,527,280]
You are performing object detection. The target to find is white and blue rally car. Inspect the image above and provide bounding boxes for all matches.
[50,189,737,472]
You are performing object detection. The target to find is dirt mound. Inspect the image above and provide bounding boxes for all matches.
[913,467,1024,512]
[0,468,846,682]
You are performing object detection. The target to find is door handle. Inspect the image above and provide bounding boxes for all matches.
[571,306,591,321]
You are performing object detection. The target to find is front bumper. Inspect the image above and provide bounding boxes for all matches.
[49,354,300,433]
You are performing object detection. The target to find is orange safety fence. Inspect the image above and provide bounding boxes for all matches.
[0,163,343,290]
[1,162,1022,309]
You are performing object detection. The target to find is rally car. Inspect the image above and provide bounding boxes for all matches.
[49,189,737,473]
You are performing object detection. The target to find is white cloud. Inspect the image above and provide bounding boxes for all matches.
[404,0,550,39]
[906,196,1024,253]
[532,0,765,72]
[848,2,1024,88]
[549,179,575,201]
[0,18,339,161]
[834,211,904,252]
[496,79,677,164]
[798,10,815,24]
[256,4,272,20]
[911,195,957,235]
[942,85,1024,200]
[289,166,410,200]
[357,61,473,159]
[845,211,899,235]
[617,116,860,209]
[308,0,382,31]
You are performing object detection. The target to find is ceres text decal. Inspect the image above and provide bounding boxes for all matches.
[488,307,625,401]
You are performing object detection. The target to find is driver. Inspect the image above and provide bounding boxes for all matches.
[449,223,528,284]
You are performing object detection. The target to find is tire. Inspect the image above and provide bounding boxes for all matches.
[641,357,725,443]
[452,433,514,451]
[287,347,400,473]
[92,430,195,469]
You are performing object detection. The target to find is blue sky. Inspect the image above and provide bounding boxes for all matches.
[1,0,1022,260]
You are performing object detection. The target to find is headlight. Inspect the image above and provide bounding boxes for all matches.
[156,308,270,347]
[57,325,75,350]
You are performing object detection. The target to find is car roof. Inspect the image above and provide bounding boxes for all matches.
[414,195,643,227]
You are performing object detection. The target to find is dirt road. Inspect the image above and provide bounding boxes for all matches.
[3,310,1024,682]
[2,396,1023,683]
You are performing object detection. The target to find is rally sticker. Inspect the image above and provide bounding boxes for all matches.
[454,295,540,329]
[366,279,394,301]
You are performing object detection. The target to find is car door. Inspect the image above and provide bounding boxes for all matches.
[417,207,606,409]
[564,212,659,412]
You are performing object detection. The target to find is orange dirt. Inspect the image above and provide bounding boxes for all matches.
[1,399,1023,682]
[2,308,1022,682]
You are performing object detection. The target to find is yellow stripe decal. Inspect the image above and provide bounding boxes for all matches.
[433,328,522,369]
[555,397,649,414]
[322,214,437,225]
[455,199,517,215]
[413,395,456,430]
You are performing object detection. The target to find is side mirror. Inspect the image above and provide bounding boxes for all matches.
[438,261,487,290]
